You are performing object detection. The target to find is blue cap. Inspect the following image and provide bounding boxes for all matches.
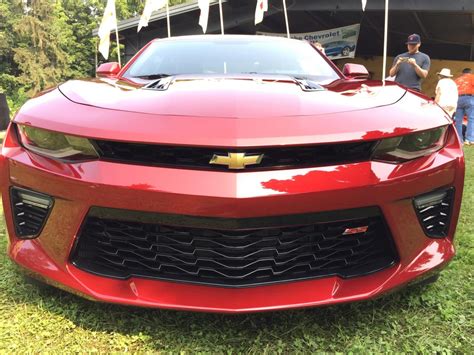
[406,34,421,44]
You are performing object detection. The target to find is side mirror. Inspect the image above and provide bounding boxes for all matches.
[342,63,370,79]
[96,62,121,77]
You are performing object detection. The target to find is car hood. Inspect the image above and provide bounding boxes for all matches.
[17,76,450,146]
[58,76,406,118]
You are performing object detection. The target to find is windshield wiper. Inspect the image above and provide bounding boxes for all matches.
[136,73,173,80]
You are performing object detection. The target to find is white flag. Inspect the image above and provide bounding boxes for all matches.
[361,0,367,11]
[255,0,268,25]
[138,0,167,32]
[98,0,117,60]
[198,0,210,33]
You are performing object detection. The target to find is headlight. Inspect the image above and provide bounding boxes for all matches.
[372,126,448,163]
[17,124,99,161]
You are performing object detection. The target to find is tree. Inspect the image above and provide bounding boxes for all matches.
[0,0,27,112]
[61,0,103,78]
[13,0,76,94]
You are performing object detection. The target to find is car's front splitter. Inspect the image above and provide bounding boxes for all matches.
[9,237,454,313]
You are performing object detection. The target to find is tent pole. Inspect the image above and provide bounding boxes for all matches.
[382,0,389,85]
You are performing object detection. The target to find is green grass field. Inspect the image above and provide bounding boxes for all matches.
[0,133,472,353]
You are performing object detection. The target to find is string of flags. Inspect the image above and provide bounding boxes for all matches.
[98,0,371,60]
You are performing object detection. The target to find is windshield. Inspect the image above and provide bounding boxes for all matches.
[123,37,341,84]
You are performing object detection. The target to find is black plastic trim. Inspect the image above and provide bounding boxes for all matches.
[412,187,455,238]
[87,205,382,230]
[9,186,54,239]
[93,140,378,172]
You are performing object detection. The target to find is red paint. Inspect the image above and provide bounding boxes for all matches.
[343,226,369,235]
[96,62,121,78]
[0,36,465,312]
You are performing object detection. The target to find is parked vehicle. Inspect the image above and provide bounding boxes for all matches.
[0,35,464,313]
[323,40,356,57]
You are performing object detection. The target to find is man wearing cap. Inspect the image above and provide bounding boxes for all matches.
[435,68,458,118]
[389,34,431,92]
[454,68,474,145]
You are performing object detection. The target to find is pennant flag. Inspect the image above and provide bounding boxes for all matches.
[98,0,117,59]
[255,0,268,25]
[138,0,167,32]
[198,0,210,33]
[361,0,367,11]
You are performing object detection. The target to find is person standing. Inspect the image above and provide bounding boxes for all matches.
[454,68,474,144]
[434,68,458,118]
[0,93,10,131]
[389,34,430,92]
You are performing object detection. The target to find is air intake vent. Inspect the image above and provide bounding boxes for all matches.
[413,188,454,238]
[10,187,54,239]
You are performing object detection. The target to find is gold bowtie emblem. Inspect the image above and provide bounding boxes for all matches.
[209,153,264,169]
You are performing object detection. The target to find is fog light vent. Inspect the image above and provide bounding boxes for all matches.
[10,187,54,239]
[413,188,454,238]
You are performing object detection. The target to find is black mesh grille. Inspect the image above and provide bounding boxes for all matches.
[93,140,376,171]
[71,208,398,287]
[414,188,454,238]
[10,187,53,238]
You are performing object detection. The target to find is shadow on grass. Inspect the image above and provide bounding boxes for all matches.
[1,259,439,350]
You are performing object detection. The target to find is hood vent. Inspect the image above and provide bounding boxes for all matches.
[294,78,325,92]
[143,76,174,91]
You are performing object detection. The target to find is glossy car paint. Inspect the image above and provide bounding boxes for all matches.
[0,36,465,313]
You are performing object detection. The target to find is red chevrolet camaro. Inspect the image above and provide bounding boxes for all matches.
[0,35,465,312]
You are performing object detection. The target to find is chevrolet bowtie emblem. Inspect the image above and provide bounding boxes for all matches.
[209,153,264,169]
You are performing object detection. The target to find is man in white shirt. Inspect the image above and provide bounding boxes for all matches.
[435,68,458,117]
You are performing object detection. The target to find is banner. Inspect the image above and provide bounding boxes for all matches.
[258,24,361,60]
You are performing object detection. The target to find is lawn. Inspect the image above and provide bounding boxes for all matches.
[0,134,472,353]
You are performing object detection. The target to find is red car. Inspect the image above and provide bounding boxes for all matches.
[0,35,465,313]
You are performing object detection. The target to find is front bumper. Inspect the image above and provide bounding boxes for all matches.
[0,125,465,313]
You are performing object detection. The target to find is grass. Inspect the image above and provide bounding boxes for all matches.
[0,134,473,353]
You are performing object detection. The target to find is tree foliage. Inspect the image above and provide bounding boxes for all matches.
[0,0,189,114]
[13,0,74,94]
[0,0,23,109]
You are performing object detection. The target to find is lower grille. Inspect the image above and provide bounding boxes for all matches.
[71,207,398,287]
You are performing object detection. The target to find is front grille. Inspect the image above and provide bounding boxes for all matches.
[10,187,54,238]
[71,207,398,287]
[414,188,454,238]
[93,140,376,171]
